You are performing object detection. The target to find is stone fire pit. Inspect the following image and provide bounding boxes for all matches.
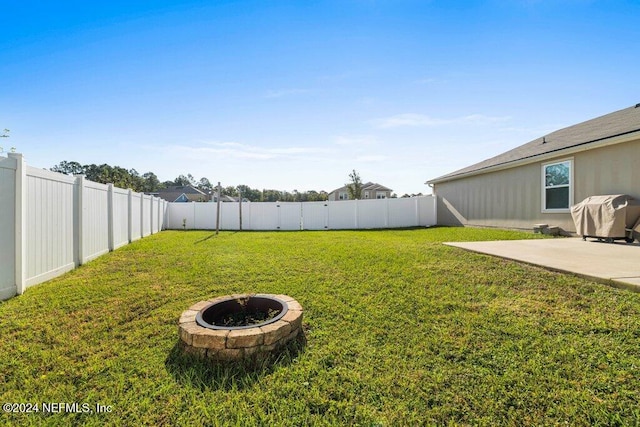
[178,294,303,362]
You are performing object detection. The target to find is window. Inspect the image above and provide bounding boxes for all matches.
[542,159,572,212]
[339,192,349,200]
[364,191,370,199]
[376,192,387,199]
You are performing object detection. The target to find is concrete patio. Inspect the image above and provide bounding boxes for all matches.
[445,237,640,292]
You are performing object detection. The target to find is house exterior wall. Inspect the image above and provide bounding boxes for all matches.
[328,187,391,201]
[328,190,350,201]
[433,138,640,232]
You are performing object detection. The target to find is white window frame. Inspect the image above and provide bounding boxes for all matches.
[541,158,573,213]
[376,192,387,199]
[364,191,370,199]
[339,192,349,200]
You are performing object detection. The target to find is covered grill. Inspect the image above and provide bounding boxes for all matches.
[571,194,640,243]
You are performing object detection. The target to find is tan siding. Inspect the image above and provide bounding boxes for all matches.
[574,139,640,201]
[434,138,640,233]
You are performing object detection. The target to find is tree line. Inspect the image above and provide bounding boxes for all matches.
[49,160,329,201]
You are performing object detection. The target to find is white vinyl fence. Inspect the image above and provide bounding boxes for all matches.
[165,196,436,231]
[0,153,167,300]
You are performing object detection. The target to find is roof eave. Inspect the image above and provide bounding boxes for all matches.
[426,130,640,186]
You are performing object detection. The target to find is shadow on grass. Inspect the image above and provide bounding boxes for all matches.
[193,231,240,244]
[165,333,307,391]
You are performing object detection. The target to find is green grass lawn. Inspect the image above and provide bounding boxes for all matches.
[1,228,639,426]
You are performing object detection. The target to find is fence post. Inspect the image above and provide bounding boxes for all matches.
[215,182,221,235]
[238,190,243,231]
[9,153,26,294]
[107,183,114,251]
[75,174,85,265]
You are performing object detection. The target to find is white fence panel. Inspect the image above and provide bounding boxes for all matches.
[418,195,437,226]
[0,153,167,301]
[142,195,152,237]
[163,196,437,232]
[221,202,240,230]
[150,197,157,234]
[158,200,166,230]
[130,193,142,240]
[194,203,216,229]
[327,200,358,229]
[25,167,76,286]
[357,199,388,229]
[301,202,328,230]
[166,202,194,229]
[278,203,302,230]
[246,203,279,230]
[388,197,419,228]
[112,187,130,249]
[0,156,17,300]
[82,180,110,262]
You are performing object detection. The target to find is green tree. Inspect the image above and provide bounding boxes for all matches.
[261,189,282,202]
[346,169,363,200]
[197,177,213,194]
[142,172,161,192]
[51,161,84,175]
[236,185,261,201]
[173,174,193,186]
[223,186,238,197]
[50,161,155,192]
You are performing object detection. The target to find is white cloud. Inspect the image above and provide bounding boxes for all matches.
[374,113,511,129]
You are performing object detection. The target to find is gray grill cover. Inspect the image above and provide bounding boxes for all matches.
[570,195,640,238]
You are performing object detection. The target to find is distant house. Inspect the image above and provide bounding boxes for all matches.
[327,182,393,201]
[156,186,210,202]
[426,104,640,233]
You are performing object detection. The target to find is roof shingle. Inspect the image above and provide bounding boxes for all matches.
[428,104,640,183]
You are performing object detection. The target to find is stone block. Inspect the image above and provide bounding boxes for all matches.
[243,345,262,357]
[216,348,244,361]
[273,294,295,303]
[182,345,207,358]
[285,300,303,312]
[261,343,277,352]
[179,321,201,345]
[281,309,303,331]
[207,295,231,304]
[227,327,264,348]
[533,224,549,234]
[260,320,292,345]
[179,310,198,325]
[188,300,212,312]
[287,327,300,342]
[191,328,229,350]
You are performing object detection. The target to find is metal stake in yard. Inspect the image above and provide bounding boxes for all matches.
[215,181,221,235]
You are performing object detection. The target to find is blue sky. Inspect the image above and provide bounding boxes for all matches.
[2,0,639,195]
